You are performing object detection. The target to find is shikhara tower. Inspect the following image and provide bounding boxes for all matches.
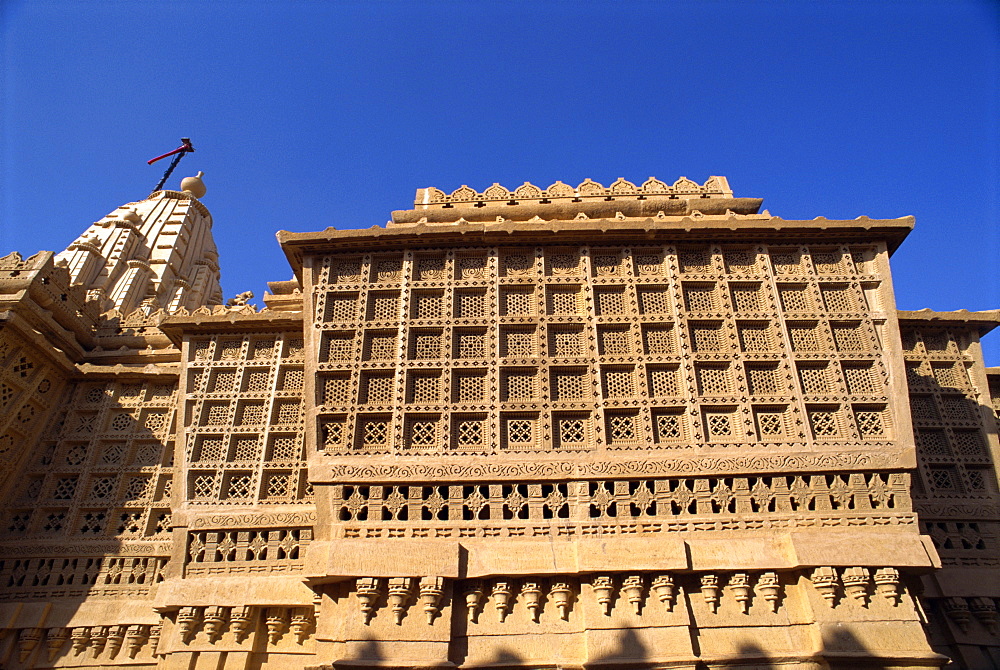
[0,173,997,669]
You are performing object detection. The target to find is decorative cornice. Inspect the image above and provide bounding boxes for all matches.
[414,176,733,208]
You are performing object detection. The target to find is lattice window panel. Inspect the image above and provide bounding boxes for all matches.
[799,365,833,395]
[243,369,271,393]
[648,367,679,396]
[406,418,439,449]
[635,254,664,275]
[326,333,354,361]
[909,396,939,422]
[322,421,346,450]
[679,249,712,273]
[225,474,254,499]
[725,250,758,274]
[359,418,391,449]
[922,332,952,352]
[325,295,358,322]
[413,293,444,319]
[547,288,582,315]
[42,512,66,533]
[843,364,877,394]
[549,253,582,275]
[832,324,866,351]
[502,289,535,315]
[232,437,261,461]
[362,375,395,405]
[196,437,225,462]
[217,341,243,361]
[932,363,967,389]
[812,251,845,274]
[453,416,486,449]
[193,474,217,499]
[202,404,229,426]
[747,365,782,396]
[730,284,762,312]
[684,284,717,312]
[696,366,731,395]
[966,468,989,492]
[704,410,737,440]
[369,293,400,321]
[607,413,639,443]
[192,341,212,361]
[739,323,774,352]
[409,374,442,404]
[643,326,674,354]
[375,258,403,282]
[456,291,488,318]
[917,430,950,456]
[453,372,486,403]
[66,444,88,466]
[0,381,16,409]
[455,331,487,359]
[53,477,79,500]
[851,247,877,273]
[690,324,723,352]
[250,340,276,361]
[638,287,671,315]
[789,324,822,351]
[504,417,536,448]
[458,256,488,279]
[412,332,444,359]
[285,339,305,359]
[332,259,362,283]
[503,371,537,401]
[593,254,621,276]
[109,412,135,432]
[416,257,446,281]
[599,328,631,355]
[940,396,976,422]
[365,333,397,360]
[550,328,583,357]
[556,416,589,447]
[929,467,960,492]
[503,329,536,357]
[280,368,303,393]
[755,408,787,438]
[117,511,144,536]
[123,476,151,501]
[595,288,626,315]
[323,376,352,405]
[952,431,986,457]
[237,403,266,426]
[269,436,301,460]
[821,285,856,312]
[266,473,293,499]
[552,369,589,400]
[778,286,811,312]
[854,407,887,437]
[274,400,301,424]
[771,251,802,275]
[603,369,635,398]
[88,477,117,501]
[808,408,841,438]
[78,512,107,535]
[906,362,927,386]
[209,371,236,393]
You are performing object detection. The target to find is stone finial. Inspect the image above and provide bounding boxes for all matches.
[180,171,207,198]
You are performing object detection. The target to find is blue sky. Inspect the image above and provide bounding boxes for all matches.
[2,0,998,362]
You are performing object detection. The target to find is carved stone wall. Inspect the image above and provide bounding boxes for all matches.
[900,316,1000,668]
[2,177,998,668]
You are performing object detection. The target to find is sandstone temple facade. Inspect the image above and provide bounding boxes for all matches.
[0,173,997,669]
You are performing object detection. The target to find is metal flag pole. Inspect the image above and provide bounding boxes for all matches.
[148,138,195,195]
